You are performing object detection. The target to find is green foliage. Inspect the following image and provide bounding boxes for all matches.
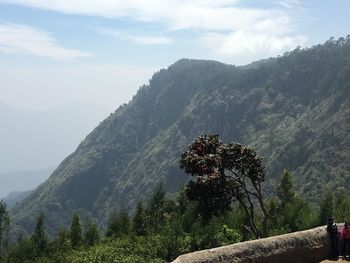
[65,237,166,263]
[84,221,100,247]
[180,134,269,237]
[319,191,335,225]
[334,194,350,222]
[106,209,131,238]
[158,219,187,260]
[8,237,36,263]
[276,169,296,206]
[4,178,344,262]
[132,202,146,236]
[269,171,318,235]
[0,200,10,258]
[189,216,242,251]
[50,228,71,252]
[70,213,82,248]
[180,134,235,219]
[32,212,48,256]
[145,183,166,232]
[280,196,318,232]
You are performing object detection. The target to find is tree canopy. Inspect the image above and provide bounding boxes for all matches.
[180,134,269,237]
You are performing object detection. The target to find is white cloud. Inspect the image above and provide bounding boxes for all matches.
[96,28,172,45]
[0,0,307,63]
[0,0,243,24]
[201,13,306,56]
[0,23,91,59]
[0,1,294,31]
[131,36,172,45]
[198,9,306,64]
[277,0,301,9]
[202,31,306,55]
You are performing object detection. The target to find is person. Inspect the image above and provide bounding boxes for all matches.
[343,221,350,258]
[327,217,339,258]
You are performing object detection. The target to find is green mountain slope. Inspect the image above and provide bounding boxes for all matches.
[11,37,350,235]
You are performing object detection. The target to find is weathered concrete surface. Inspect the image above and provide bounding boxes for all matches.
[172,226,331,263]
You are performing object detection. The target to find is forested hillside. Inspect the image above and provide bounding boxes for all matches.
[11,37,350,235]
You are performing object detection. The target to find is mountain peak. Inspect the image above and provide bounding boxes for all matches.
[11,38,350,235]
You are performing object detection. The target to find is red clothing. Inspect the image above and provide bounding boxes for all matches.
[343,227,350,239]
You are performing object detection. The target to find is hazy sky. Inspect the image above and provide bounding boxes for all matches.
[0,0,349,111]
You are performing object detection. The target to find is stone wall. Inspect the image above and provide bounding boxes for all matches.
[172,226,331,263]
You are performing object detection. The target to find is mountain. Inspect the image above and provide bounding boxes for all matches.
[0,168,54,198]
[11,37,350,235]
[3,190,31,208]
[0,101,110,174]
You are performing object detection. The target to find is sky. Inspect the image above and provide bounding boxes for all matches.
[0,0,349,112]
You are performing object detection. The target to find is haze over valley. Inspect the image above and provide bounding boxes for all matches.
[0,101,109,197]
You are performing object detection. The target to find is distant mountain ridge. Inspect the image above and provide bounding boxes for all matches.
[3,190,31,208]
[11,37,350,235]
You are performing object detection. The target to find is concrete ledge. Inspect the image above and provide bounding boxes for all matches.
[172,226,330,263]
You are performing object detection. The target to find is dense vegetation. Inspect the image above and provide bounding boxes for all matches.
[2,171,350,263]
[10,36,350,237]
[1,134,349,262]
[180,134,269,238]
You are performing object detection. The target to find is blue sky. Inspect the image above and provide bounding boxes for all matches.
[0,0,349,111]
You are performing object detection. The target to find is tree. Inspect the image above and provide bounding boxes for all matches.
[180,134,269,238]
[70,213,82,248]
[106,208,131,238]
[334,194,350,223]
[282,196,317,232]
[31,212,48,256]
[146,183,166,232]
[53,228,71,252]
[271,170,317,233]
[276,169,296,207]
[132,202,147,236]
[0,200,10,258]
[8,236,36,262]
[84,220,100,246]
[319,191,335,225]
[160,219,185,261]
